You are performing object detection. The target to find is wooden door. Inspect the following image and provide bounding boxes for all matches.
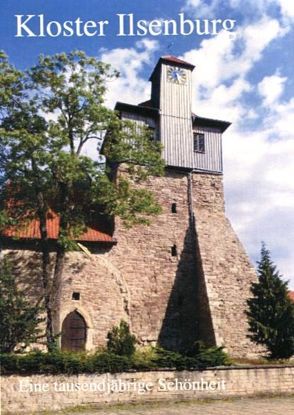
[61,311,87,351]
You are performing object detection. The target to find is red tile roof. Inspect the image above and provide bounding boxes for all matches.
[289,291,294,302]
[161,55,195,68]
[149,55,195,81]
[2,210,114,243]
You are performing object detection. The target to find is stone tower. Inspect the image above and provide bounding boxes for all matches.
[110,56,258,357]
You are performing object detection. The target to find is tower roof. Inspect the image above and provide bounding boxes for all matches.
[115,101,159,115]
[192,113,231,133]
[149,55,195,81]
[161,55,195,68]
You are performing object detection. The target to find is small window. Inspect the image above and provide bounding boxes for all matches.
[72,292,80,301]
[171,203,177,213]
[147,126,157,140]
[171,244,177,257]
[193,132,205,153]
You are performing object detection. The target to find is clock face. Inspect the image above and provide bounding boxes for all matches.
[167,66,187,84]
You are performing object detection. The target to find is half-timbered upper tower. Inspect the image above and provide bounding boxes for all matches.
[116,55,230,173]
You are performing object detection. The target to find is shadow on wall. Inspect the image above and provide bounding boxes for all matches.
[2,250,45,300]
[158,214,216,352]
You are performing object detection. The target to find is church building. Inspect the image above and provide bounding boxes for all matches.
[1,56,258,357]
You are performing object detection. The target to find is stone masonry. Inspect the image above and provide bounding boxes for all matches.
[104,168,258,357]
[2,366,294,414]
[1,168,259,357]
[2,164,261,358]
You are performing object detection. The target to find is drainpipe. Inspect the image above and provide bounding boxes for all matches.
[187,170,195,226]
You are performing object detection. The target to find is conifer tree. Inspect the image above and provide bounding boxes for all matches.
[0,259,44,353]
[247,243,294,359]
[106,320,136,356]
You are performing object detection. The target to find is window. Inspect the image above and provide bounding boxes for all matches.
[171,203,177,213]
[72,292,80,301]
[171,244,177,257]
[193,132,205,153]
[147,125,157,141]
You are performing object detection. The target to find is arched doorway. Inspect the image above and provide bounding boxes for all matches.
[61,311,87,351]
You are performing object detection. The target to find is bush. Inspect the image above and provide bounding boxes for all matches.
[0,351,88,375]
[150,348,194,370]
[0,351,127,375]
[88,352,132,373]
[185,341,231,367]
[0,353,19,373]
[131,347,157,370]
[0,344,231,375]
[146,344,230,370]
[106,320,136,357]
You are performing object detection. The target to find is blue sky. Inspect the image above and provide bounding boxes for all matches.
[1,0,294,287]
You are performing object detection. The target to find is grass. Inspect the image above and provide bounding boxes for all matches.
[33,394,294,414]
[232,357,294,366]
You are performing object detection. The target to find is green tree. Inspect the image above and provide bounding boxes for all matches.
[0,259,44,353]
[0,50,164,351]
[247,243,294,359]
[107,320,136,356]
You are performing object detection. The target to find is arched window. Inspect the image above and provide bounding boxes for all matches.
[61,311,87,351]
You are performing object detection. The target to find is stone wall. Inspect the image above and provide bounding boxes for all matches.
[106,170,201,351]
[1,249,130,349]
[191,173,259,356]
[2,366,294,414]
[1,168,259,356]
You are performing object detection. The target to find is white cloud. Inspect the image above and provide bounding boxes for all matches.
[275,0,294,19]
[182,0,219,17]
[273,98,294,138]
[222,86,294,288]
[182,16,284,89]
[223,128,294,286]
[181,17,285,123]
[99,39,159,108]
[258,73,287,106]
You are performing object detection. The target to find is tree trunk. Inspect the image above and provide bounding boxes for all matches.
[36,194,56,351]
[49,182,70,349]
[32,158,56,351]
[41,239,55,350]
[51,242,66,343]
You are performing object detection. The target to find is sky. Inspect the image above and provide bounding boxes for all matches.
[1,0,294,288]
